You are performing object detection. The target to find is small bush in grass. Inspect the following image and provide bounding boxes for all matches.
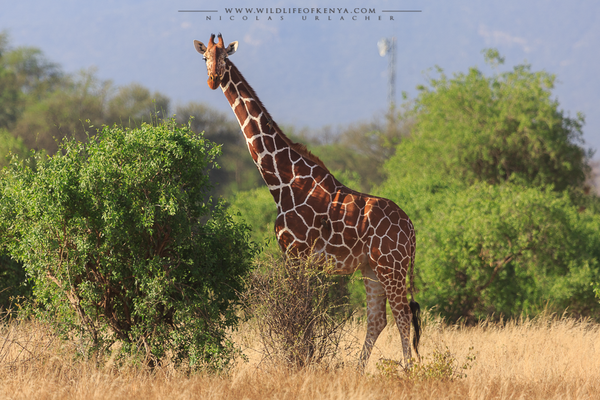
[0,119,256,369]
[243,253,353,369]
[377,345,476,381]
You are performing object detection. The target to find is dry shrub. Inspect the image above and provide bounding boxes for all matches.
[242,253,353,368]
[377,346,476,382]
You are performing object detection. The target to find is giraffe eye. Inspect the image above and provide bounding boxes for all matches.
[202,56,207,61]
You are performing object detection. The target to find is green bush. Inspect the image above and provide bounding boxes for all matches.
[379,180,600,322]
[228,186,277,250]
[0,120,256,368]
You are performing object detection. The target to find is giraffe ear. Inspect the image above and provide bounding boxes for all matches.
[225,41,238,56]
[193,40,207,54]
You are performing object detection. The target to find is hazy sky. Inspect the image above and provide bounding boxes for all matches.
[1,1,598,157]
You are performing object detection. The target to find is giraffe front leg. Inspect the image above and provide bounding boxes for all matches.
[358,263,387,370]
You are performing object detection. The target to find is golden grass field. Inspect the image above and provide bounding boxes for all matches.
[1,312,599,399]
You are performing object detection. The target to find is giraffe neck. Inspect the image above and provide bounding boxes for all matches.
[219,60,333,194]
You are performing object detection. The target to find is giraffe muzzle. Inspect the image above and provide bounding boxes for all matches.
[207,74,221,90]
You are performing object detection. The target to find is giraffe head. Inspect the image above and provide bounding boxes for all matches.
[194,33,238,90]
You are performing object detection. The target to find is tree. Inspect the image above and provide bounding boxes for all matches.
[11,69,110,153]
[377,50,600,322]
[387,49,592,192]
[175,102,263,197]
[0,120,256,368]
[105,83,170,127]
[0,31,64,131]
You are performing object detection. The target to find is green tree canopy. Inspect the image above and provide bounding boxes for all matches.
[386,49,592,192]
[105,82,170,127]
[10,69,110,153]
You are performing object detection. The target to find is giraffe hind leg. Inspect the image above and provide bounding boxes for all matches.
[388,293,415,368]
[370,260,415,368]
[358,263,387,370]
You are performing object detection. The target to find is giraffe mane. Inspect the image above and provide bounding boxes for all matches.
[227,60,331,174]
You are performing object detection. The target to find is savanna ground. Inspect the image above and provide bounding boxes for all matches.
[1,311,598,400]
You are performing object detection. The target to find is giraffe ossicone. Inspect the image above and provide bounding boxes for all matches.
[193,33,421,369]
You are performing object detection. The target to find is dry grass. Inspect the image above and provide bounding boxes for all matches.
[1,311,599,399]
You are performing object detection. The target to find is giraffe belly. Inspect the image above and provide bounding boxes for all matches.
[275,210,369,275]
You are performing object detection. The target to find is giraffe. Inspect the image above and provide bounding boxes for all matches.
[193,33,421,369]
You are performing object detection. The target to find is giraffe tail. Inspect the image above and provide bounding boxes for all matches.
[408,249,421,359]
[409,299,421,360]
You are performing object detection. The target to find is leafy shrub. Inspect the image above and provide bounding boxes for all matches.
[379,180,600,323]
[0,120,256,368]
[228,186,278,254]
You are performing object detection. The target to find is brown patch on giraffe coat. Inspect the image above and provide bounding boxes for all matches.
[342,226,359,244]
[330,220,345,235]
[245,99,262,119]
[331,245,351,261]
[285,213,308,241]
[291,177,315,205]
[259,155,281,187]
[251,136,265,157]
[295,204,316,228]
[258,115,270,133]
[289,149,302,163]
[328,232,344,246]
[398,230,409,245]
[262,133,276,153]
[293,158,312,176]
[344,206,361,227]
[224,87,239,106]
[269,187,281,204]
[306,227,321,245]
[236,84,254,103]
[304,185,330,213]
[233,102,248,126]
[274,149,293,178]
[279,185,294,211]
[273,134,288,150]
[243,119,260,140]
[221,70,230,85]
[277,228,295,251]
[375,217,392,237]
[352,243,367,259]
